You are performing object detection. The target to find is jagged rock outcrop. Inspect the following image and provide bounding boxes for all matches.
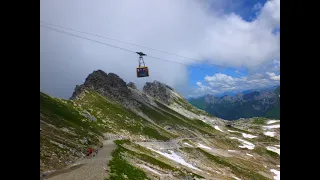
[127,82,137,89]
[70,70,139,108]
[143,80,175,105]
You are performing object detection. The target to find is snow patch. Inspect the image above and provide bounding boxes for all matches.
[214,126,224,132]
[147,148,202,171]
[184,142,193,147]
[246,153,253,157]
[277,165,280,167]
[138,164,162,176]
[230,137,255,150]
[264,124,280,129]
[274,145,280,147]
[266,146,280,155]
[270,169,280,180]
[71,163,80,167]
[242,133,257,139]
[232,176,241,180]
[267,120,279,124]
[264,131,276,137]
[197,143,212,150]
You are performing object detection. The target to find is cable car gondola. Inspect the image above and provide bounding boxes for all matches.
[136,52,149,78]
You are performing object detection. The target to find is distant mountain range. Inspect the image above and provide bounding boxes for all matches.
[188,86,280,120]
[215,86,279,97]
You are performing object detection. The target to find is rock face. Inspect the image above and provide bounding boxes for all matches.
[127,82,137,89]
[143,80,175,105]
[82,110,97,121]
[70,70,138,108]
[70,70,181,110]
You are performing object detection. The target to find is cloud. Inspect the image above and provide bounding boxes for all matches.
[266,72,280,81]
[40,0,280,99]
[190,71,280,97]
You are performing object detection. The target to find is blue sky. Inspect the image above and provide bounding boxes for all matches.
[218,0,268,21]
[185,0,280,97]
[40,0,280,99]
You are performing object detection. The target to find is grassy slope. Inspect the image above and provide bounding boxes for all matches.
[196,148,269,180]
[180,147,269,180]
[73,91,172,140]
[172,95,213,117]
[40,91,173,173]
[141,101,221,137]
[41,90,279,179]
[107,144,151,180]
[107,140,204,180]
[40,92,103,172]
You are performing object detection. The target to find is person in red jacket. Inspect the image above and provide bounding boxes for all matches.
[88,147,93,158]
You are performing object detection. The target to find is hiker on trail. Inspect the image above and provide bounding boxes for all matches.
[88,147,93,158]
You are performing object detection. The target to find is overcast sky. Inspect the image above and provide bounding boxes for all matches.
[40,0,280,99]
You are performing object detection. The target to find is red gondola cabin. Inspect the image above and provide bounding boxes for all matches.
[136,67,149,78]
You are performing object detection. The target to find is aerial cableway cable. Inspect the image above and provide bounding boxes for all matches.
[40,21,263,76]
[40,23,279,87]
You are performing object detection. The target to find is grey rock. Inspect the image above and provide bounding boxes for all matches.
[70,70,139,109]
[82,110,97,121]
[143,80,174,104]
[127,82,137,89]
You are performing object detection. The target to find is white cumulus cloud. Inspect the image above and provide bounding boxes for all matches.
[191,71,280,97]
[40,0,280,99]
[266,72,280,81]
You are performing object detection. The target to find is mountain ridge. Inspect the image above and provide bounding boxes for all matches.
[188,86,280,120]
[40,70,280,180]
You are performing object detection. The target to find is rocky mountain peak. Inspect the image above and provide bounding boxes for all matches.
[143,80,175,104]
[70,70,137,108]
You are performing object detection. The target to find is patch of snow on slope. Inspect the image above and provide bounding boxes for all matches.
[230,137,255,150]
[138,164,162,175]
[228,130,239,133]
[270,169,280,180]
[246,153,253,157]
[242,133,257,139]
[264,131,276,137]
[147,148,202,171]
[274,145,280,147]
[184,142,193,147]
[266,146,280,155]
[264,124,280,129]
[232,176,241,180]
[214,126,224,132]
[267,120,279,124]
[197,143,212,150]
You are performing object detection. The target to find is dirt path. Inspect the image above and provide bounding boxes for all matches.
[46,140,116,180]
